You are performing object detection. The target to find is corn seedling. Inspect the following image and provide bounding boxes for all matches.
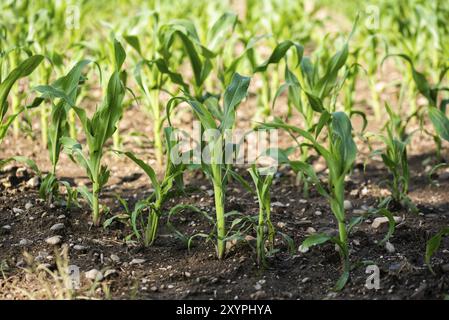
[32,60,92,202]
[272,37,363,197]
[0,54,43,145]
[369,103,417,213]
[115,127,185,246]
[61,39,127,226]
[383,54,449,160]
[159,12,238,99]
[167,72,250,259]
[425,227,449,274]
[248,165,275,267]
[261,111,356,290]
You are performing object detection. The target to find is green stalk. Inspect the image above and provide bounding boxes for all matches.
[211,134,225,259]
[145,209,159,246]
[256,206,265,265]
[68,108,77,139]
[113,129,121,150]
[212,169,225,259]
[41,107,48,146]
[92,181,100,226]
[370,80,381,121]
[150,89,163,167]
[11,93,20,138]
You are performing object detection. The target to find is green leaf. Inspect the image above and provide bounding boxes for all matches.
[0,156,41,176]
[114,39,126,71]
[425,227,449,274]
[429,107,449,142]
[123,35,142,56]
[301,233,332,249]
[1,55,44,121]
[222,73,250,130]
[331,111,357,173]
[207,12,237,51]
[254,41,303,73]
[118,151,161,201]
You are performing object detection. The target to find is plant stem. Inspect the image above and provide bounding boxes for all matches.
[257,207,265,265]
[41,106,48,147]
[113,129,121,150]
[150,89,163,167]
[92,181,100,226]
[213,179,225,259]
[11,93,20,138]
[145,209,159,246]
[68,109,77,139]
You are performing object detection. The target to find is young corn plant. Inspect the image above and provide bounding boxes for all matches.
[261,111,357,290]
[0,54,44,145]
[383,54,449,160]
[32,60,92,202]
[272,37,362,197]
[248,165,275,267]
[425,227,449,274]
[248,40,303,122]
[61,39,126,226]
[114,127,185,246]
[158,12,238,99]
[370,103,417,213]
[167,72,251,259]
[123,12,191,167]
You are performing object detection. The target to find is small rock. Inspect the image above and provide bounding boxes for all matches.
[250,290,267,299]
[19,239,32,246]
[25,202,33,210]
[302,277,310,283]
[254,283,262,290]
[73,245,88,251]
[361,187,369,196]
[298,245,309,253]
[26,176,40,188]
[372,216,402,229]
[277,222,286,228]
[50,223,64,231]
[385,241,395,253]
[271,201,286,207]
[343,200,352,210]
[130,258,146,265]
[2,225,11,231]
[206,190,214,197]
[85,269,103,281]
[110,254,120,263]
[184,272,191,278]
[244,235,256,242]
[306,227,316,234]
[150,286,158,292]
[57,215,66,219]
[314,210,322,216]
[45,236,62,245]
[12,207,24,214]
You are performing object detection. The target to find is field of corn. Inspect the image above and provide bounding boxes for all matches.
[0,0,449,300]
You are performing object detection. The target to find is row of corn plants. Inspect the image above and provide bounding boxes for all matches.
[1,1,449,291]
